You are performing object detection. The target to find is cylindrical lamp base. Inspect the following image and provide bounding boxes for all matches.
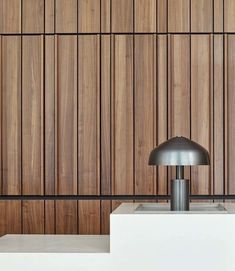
[171,179,189,211]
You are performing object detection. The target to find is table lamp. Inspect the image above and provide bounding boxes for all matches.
[148,136,210,211]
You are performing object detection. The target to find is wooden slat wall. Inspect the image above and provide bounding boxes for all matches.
[0,0,235,235]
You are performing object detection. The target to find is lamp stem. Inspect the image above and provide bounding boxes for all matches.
[176,165,184,179]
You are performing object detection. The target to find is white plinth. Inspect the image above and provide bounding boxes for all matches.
[1,202,235,271]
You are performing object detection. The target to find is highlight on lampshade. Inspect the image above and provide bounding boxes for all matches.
[148,136,210,166]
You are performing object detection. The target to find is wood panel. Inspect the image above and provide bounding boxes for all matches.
[213,35,224,194]
[45,0,55,33]
[45,36,55,195]
[224,0,235,32]
[214,0,223,32]
[168,35,190,182]
[157,35,168,195]
[1,36,21,195]
[101,35,111,195]
[135,0,156,32]
[22,36,43,195]
[157,0,167,33]
[45,200,55,234]
[56,201,77,234]
[112,0,133,32]
[78,0,100,33]
[168,0,190,32]
[78,35,100,195]
[101,0,111,32]
[226,35,235,194]
[112,35,134,195]
[191,0,213,32]
[55,0,77,33]
[22,0,44,33]
[0,201,21,236]
[0,0,21,33]
[191,35,211,195]
[134,35,156,194]
[101,200,111,234]
[79,200,100,234]
[56,35,77,195]
[22,201,44,233]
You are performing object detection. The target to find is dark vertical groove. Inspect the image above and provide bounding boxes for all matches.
[133,34,135,197]
[99,34,102,196]
[0,36,2,195]
[77,33,79,234]
[20,33,23,233]
[43,36,46,196]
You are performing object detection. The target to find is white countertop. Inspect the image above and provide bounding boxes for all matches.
[0,235,110,253]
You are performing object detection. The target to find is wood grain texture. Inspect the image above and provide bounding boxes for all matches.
[224,0,235,32]
[1,36,21,195]
[157,35,168,195]
[56,36,77,195]
[168,0,190,32]
[45,200,55,233]
[56,200,77,234]
[79,200,100,234]
[168,35,190,182]
[22,0,44,33]
[112,0,133,32]
[226,35,235,194]
[22,200,44,233]
[112,35,134,195]
[101,35,111,195]
[0,36,1,194]
[134,35,156,194]
[56,0,77,33]
[214,0,223,32]
[191,0,213,32]
[45,0,55,33]
[22,36,44,195]
[101,0,110,32]
[78,35,100,195]
[0,0,21,33]
[0,201,21,236]
[191,35,211,195]
[213,35,224,194]
[135,0,156,32]
[157,0,167,33]
[78,0,100,33]
[101,200,111,234]
[45,36,55,195]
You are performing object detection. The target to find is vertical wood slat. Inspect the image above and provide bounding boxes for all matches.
[157,0,167,33]
[78,0,100,33]
[1,36,21,195]
[134,35,156,194]
[0,201,21,236]
[224,0,235,32]
[226,35,235,194]
[168,0,190,32]
[22,200,44,233]
[191,35,211,195]
[78,35,100,195]
[214,0,224,32]
[0,36,2,194]
[22,36,44,195]
[22,0,44,33]
[112,35,134,195]
[112,0,133,33]
[101,200,111,234]
[45,0,55,33]
[135,0,156,33]
[101,35,111,195]
[157,35,168,195]
[45,36,55,195]
[168,35,190,182]
[101,0,111,33]
[213,35,224,194]
[79,200,100,234]
[55,0,77,33]
[191,0,213,32]
[56,35,77,195]
[0,0,21,33]
[56,201,77,234]
[45,200,55,234]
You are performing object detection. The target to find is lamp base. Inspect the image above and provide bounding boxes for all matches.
[171,179,189,211]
